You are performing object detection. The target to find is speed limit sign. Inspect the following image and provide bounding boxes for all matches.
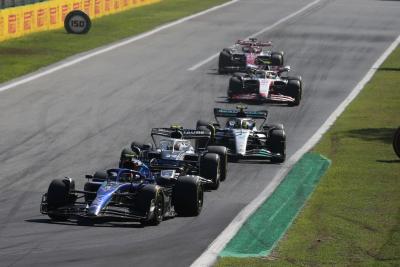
[64,10,91,34]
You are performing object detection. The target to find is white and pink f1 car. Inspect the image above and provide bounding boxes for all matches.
[227,66,303,106]
[218,38,284,73]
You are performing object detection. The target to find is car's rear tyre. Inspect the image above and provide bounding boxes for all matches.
[218,50,231,74]
[47,179,75,221]
[271,52,284,66]
[196,119,211,129]
[200,153,220,190]
[196,120,215,143]
[288,76,303,92]
[173,176,203,216]
[288,75,302,83]
[264,123,284,131]
[195,126,211,149]
[137,185,163,226]
[393,127,400,158]
[269,129,286,163]
[228,76,242,98]
[287,79,302,106]
[146,194,163,226]
[207,146,227,181]
[130,141,146,156]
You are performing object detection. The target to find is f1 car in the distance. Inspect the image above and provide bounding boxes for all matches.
[120,126,227,190]
[218,38,284,74]
[196,106,286,163]
[40,165,204,225]
[227,66,302,106]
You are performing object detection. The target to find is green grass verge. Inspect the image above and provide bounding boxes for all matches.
[216,46,400,266]
[0,0,228,84]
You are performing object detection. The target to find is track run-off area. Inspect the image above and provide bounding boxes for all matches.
[0,0,399,266]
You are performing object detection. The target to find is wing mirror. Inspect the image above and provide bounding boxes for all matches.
[281,66,291,72]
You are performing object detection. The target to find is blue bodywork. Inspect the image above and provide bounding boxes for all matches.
[87,167,154,217]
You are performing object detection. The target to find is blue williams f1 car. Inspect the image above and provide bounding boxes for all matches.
[40,162,204,225]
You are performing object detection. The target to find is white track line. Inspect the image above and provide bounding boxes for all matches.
[191,35,400,267]
[187,0,322,71]
[0,0,240,93]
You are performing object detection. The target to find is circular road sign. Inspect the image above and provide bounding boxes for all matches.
[64,10,91,34]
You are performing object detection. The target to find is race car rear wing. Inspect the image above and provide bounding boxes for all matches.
[151,127,211,139]
[213,107,268,128]
[236,39,272,47]
[213,107,268,120]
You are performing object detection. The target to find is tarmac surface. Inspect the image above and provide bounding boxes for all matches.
[0,0,399,266]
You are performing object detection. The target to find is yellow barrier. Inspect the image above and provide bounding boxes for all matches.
[0,0,160,42]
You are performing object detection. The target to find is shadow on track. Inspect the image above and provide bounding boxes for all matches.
[215,96,293,107]
[26,217,146,228]
[345,127,397,145]
[376,159,400,164]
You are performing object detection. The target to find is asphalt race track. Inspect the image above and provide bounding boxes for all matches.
[0,0,399,266]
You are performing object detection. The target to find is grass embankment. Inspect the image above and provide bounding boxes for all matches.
[0,0,228,84]
[216,47,400,266]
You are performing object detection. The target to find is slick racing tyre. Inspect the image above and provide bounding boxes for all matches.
[137,185,163,226]
[207,146,228,181]
[130,141,147,156]
[269,129,286,163]
[288,76,303,91]
[200,153,221,190]
[47,179,76,221]
[196,126,212,149]
[218,50,231,74]
[287,75,303,83]
[173,176,203,216]
[271,52,284,66]
[264,123,284,131]
[393,127,400,158]
[287,79,302,106]
[196,119,210,128]
[228,76,242,98]
[196,120,215,143]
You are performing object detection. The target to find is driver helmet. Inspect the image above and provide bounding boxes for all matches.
[123,158,143,171]
[242,120,255,129]
[174,142,182,151]
[108,171,118,181]
[226,119,236,128]
[253,47,262,53]
[227,118,241,128]
[242,46,250,53]
[120,172,133,183]
[130,159,142,171]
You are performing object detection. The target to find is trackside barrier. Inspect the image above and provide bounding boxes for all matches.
[0,0,160,42]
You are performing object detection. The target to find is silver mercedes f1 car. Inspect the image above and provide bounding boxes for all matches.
[196,106,286,163]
